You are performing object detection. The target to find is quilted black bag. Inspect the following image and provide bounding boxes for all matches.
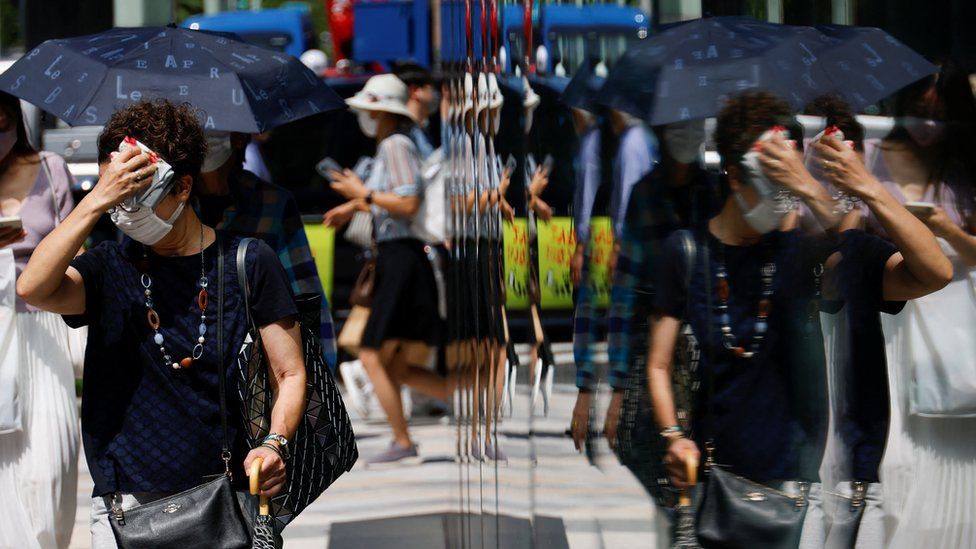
[235,238,358,532]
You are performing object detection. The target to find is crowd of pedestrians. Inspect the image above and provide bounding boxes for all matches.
[0,14,972,549]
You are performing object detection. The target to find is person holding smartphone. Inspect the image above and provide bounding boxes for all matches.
[324,74,443,466]
[0,91,81,548]
[847,61,976,549]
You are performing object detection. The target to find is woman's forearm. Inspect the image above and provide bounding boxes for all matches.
[862,181,953,295]
[263,321,308,442]
[269,370,306,441]
[794,176,842,231]
[943,224,976,266]
[647,315,682,430]
[372,192,419,218]
[649,366,680,430]
[17,195,101,305]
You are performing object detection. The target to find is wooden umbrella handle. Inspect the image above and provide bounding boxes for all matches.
[686,453,699,486]
[678,453,699,507]
[249,457,270,516]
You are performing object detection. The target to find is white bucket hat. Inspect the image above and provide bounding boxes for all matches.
[523,77,541,133]
[487,73,504,110]
[346,74,417,122]
[462,73,494,115]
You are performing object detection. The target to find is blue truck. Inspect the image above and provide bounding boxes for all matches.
[182,4,316,59]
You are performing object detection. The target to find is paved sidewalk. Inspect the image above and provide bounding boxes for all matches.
[68,355,667,548]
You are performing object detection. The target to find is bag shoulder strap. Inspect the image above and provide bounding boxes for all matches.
[217,235,231,474]
[677,229,696,293]
[38,152,61,226]
[236,237,260,336]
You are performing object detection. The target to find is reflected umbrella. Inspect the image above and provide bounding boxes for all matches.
[599,16,837,125]
[814,24,937,110]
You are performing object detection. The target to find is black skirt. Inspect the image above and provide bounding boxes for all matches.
[361,239,444,349]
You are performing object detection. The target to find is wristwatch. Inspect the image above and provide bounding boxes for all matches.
[263,433,290,459]
[365,191,374,205]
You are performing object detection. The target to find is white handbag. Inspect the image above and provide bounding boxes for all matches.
[902,239,976,417]
[410,148,447,244]
[0,248,20,433]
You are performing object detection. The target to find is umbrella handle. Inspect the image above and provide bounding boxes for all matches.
[249,457,270,516]
[678,453,699,507]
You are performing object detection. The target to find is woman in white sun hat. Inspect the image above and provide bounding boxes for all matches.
[324,74,444,465]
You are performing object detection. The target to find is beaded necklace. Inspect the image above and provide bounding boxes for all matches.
[714,240,825,358]
[714,241,775,359]
[139,224,209,370]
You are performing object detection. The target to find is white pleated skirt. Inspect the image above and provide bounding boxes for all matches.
[881,307,976,549]
[0,311,80,549]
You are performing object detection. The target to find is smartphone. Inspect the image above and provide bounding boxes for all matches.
[0,216,22,230]
[905,201,936,217]
[541,154,554,175]
[316,157,344,181]
[504,154,517,173]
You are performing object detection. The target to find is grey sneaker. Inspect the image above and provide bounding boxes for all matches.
[485,443,508,463]
[367,442,421,467]
[470,440,483,462]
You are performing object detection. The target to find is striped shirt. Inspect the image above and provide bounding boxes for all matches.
[367,133,425,242]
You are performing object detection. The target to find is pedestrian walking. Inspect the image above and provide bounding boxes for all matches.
[647,91,951,549]
[324,75,444,465]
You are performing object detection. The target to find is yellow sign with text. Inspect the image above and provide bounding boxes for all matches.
[302,219,335,303]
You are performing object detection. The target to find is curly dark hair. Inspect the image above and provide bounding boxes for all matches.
[715,91,798,168]
[97,100,206,178]
[805,95,864,151]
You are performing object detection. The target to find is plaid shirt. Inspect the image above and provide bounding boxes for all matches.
[574,164,679,390]
[215,170,337,370]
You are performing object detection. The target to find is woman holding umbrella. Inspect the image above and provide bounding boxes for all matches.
[324,74,443,465]
[17,100,306,548]
[647,91,951,547]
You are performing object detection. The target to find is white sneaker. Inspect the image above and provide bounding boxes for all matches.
[530,358,543,416]
[340,360,372,419]
[542,363,554,417]
[401,386,413,420]
[503,360,517,417]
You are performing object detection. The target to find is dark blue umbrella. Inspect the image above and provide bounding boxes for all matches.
[814,24,937,110]
[0,26,344,132]
[599,17,838,126]
[559,62,606,112]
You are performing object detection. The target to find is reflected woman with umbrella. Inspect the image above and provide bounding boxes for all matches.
[647,92,952,548]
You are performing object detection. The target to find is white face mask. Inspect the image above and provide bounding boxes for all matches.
[732,128,799,233]
[0,128,16,162]
[902,116,946,148]
[201,132,232,173]
[110,201,185,246]
[735,192,786,234]
[357,110,378,138]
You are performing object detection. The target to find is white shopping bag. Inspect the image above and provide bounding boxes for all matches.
[0,248,21,433]
[904,239,976,417]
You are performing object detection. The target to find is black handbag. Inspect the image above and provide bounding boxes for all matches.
[696,466,808,549]
[235,238,359,532]
[111,237,252,548]
[693,232,809,549]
